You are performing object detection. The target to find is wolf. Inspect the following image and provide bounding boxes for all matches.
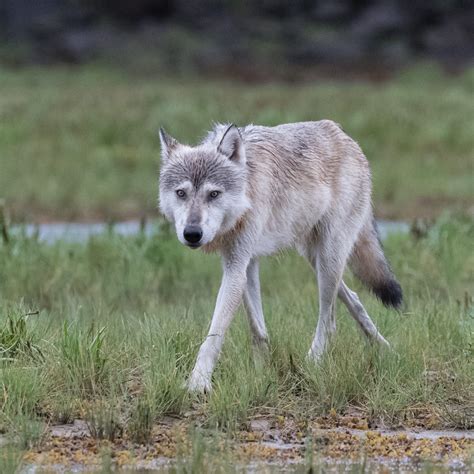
[158,121,402,393]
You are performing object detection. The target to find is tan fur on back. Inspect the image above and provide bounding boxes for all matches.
[204,120,371,256]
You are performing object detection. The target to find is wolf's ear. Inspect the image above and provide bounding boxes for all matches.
[218,124,245,164]
[159,127,179,162]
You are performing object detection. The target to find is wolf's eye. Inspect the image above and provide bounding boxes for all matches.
[209,191,220,199]
[176,189,186,199]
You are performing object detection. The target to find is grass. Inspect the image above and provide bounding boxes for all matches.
[0,63,473,221]
[0,61,472,470]
[0,216,472,455]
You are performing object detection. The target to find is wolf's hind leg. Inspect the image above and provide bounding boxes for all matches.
[307,235,350,362]
[338,280,390,348]
[243,258,269,356]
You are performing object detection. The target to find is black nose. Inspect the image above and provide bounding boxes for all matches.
[183,225,203,244]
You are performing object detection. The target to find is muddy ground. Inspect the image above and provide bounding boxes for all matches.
[18,414,474,472]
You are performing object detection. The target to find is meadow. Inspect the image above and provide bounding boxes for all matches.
[0,64,473,471]
[0,216,473,469]
[0,64,473,221]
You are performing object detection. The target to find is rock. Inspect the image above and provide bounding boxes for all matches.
[250,418,271,432]
[50,419,90,438]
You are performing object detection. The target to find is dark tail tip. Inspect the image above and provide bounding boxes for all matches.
[373,279,403,309]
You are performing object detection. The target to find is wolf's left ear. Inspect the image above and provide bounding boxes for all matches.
[159,127,179,162]
[218,124,245,164]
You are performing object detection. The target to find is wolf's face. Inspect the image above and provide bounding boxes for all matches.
[159,125,250,248]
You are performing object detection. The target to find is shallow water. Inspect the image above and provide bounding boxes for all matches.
[15,424,474,473]
[12,219,409,244]
[12,220,157,244]
[21,457,473,473]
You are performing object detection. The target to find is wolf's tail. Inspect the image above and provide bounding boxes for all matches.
[349,217,403,309]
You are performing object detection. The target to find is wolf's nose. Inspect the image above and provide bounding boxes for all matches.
[183,225,203,244]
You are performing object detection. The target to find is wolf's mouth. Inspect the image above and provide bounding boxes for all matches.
[186,242,202,249]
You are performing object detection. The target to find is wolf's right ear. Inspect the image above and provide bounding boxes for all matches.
[218,124,245,164]
[159,127,179,162]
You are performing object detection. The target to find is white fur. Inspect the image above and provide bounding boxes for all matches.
[159,121,398,393]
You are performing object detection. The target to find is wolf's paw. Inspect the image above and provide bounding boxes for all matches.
[252,338,270,370]
[254,337,270,352]
[187,371,212,395]
[306,348,324,364]
[377,336,391,350]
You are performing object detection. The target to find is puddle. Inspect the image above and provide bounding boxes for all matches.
[322,427,474,441]
[21,453,473,474]
[12,220,157,244]
[376,219,410,240]
[11,219,409,244]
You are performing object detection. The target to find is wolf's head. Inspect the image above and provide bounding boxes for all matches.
[158,124,250,249]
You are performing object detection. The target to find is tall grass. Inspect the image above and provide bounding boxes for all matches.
[0,217,472,451]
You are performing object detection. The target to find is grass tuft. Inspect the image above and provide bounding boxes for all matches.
[59,323,109,397]
[0,309,43,363]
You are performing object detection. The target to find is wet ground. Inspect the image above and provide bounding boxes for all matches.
[10,415,473,472]
[12,219,410,244]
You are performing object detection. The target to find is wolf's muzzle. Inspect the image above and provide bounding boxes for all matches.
[183,225,203,247]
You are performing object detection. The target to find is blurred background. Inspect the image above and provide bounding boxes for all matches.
[2,0,473,73]
[0,0,473,222]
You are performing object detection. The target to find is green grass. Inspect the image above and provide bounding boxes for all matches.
[0,63,472,221]
[0,216,473,453]
[0,62,472,470]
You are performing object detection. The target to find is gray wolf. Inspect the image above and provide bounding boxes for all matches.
[158,121,402,393]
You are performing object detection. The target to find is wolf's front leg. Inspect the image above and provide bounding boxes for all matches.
[243,258,269,366]
[188,257,249,393]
